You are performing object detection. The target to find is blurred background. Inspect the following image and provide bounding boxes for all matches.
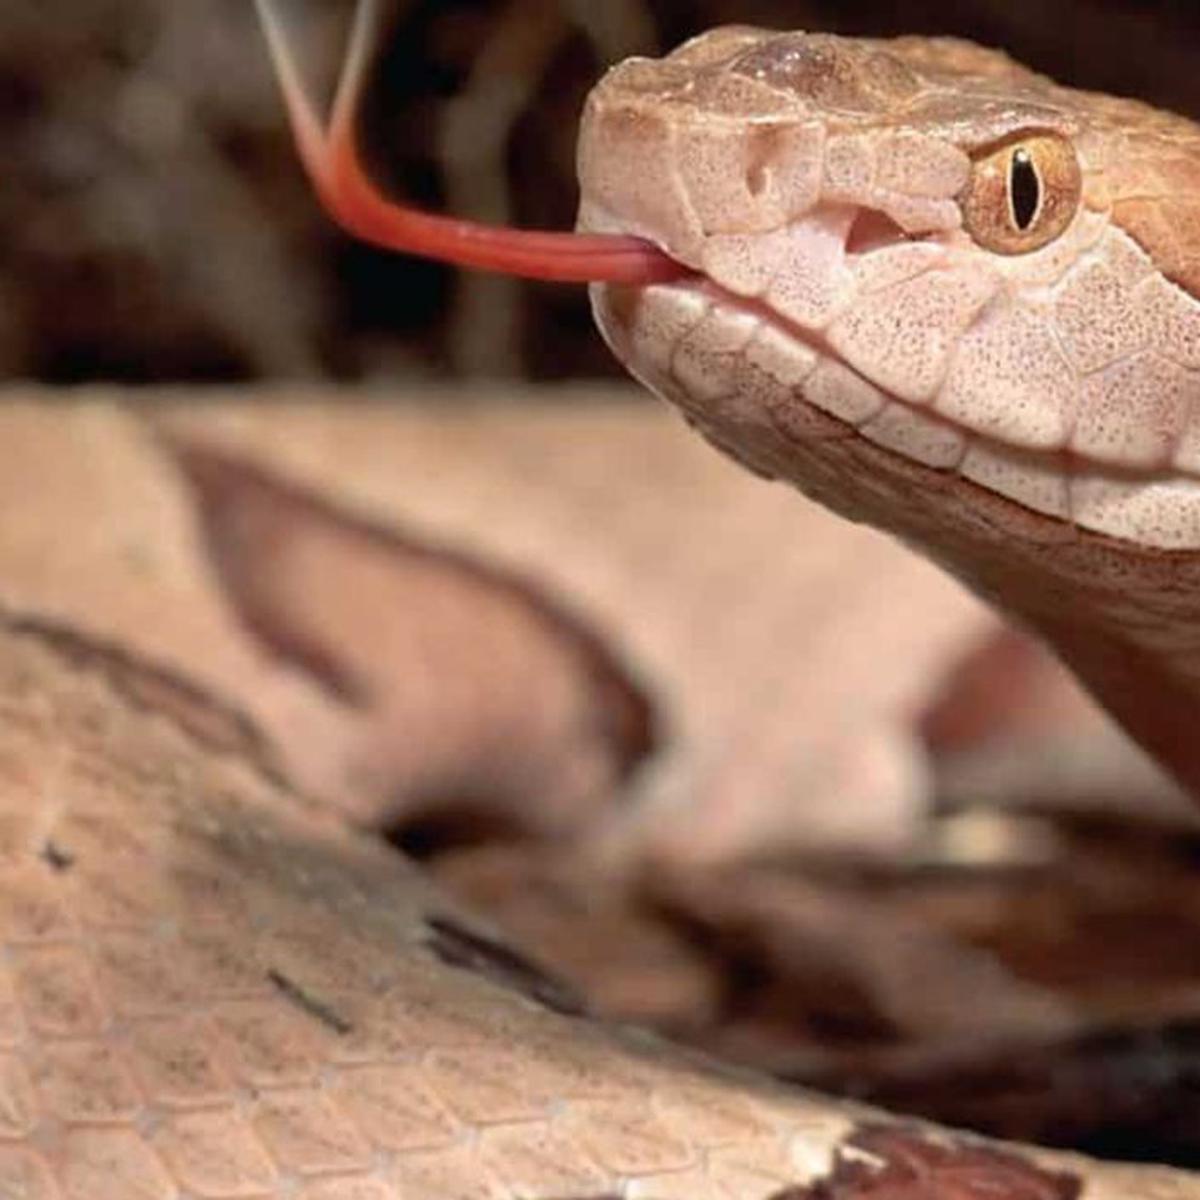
[6,0,1200,386]
[8,0,1200,1168]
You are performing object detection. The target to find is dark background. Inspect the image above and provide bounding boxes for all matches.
[5,1,1200,386]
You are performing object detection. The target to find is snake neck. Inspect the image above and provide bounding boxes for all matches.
[890,474,1200,800]
[601,333,1200,801]
[1035,607,1200,794]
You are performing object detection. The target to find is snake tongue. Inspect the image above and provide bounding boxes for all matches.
[255,0,687,285]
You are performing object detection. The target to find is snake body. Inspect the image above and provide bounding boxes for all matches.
[7,27,1200,1200]
[581,27,1200,797]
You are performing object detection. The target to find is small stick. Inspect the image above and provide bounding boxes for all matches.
[254,0,688,283]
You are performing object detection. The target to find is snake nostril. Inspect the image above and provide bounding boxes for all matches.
[845,208,910,255]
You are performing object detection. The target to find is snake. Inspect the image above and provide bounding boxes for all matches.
[580,25,1200,808]
[6,18,1200,1200]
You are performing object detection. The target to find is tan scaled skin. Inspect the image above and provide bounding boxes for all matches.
[3,578,1197,1200]
[581,27,1200,800]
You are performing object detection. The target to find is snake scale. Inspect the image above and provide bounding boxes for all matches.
[7,24,1200,1200]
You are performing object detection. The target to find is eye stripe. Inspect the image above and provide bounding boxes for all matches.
[1009,148,1042,232]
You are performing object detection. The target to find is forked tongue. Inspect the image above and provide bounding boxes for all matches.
[254,0,686,284]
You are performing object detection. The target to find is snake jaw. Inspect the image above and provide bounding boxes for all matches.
[592,210,1200,554]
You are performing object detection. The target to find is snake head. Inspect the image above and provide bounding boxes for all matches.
[581,28,1200,798]
[579,27,1200,554]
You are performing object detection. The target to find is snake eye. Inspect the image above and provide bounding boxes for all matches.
[960,133,1081,254]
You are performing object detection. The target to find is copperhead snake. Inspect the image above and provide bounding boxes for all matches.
[6,15,1200,1200]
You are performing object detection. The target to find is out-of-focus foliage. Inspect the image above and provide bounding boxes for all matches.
[4,0,1200,383]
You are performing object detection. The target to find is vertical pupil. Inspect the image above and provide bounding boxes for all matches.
[1010,148,1041,232]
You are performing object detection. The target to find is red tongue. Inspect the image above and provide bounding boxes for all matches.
[256,0,687,284]
[310,113,688,283]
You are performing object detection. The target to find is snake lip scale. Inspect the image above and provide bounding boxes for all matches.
[617,240,1200,499]
[584,184,1200,513]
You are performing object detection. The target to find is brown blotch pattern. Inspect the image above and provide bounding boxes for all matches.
[771,1125,1081,1200]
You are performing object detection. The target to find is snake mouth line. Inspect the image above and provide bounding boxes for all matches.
[601,256,1200,551]
[699,276,1193,487]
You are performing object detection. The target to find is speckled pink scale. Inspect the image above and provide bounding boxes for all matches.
[1072,353,1195,468]
[1053,259,1152,375]
[959,443,1071,520]
[672,306,762,404]
[828,266,998,403]
[875,130,970,198]
[860,403,968,468]
[1069,474,1200,549]
[762,211,857,330]
[937,302,1077,449]
[823,135,876,200]
[803,359,887,425]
